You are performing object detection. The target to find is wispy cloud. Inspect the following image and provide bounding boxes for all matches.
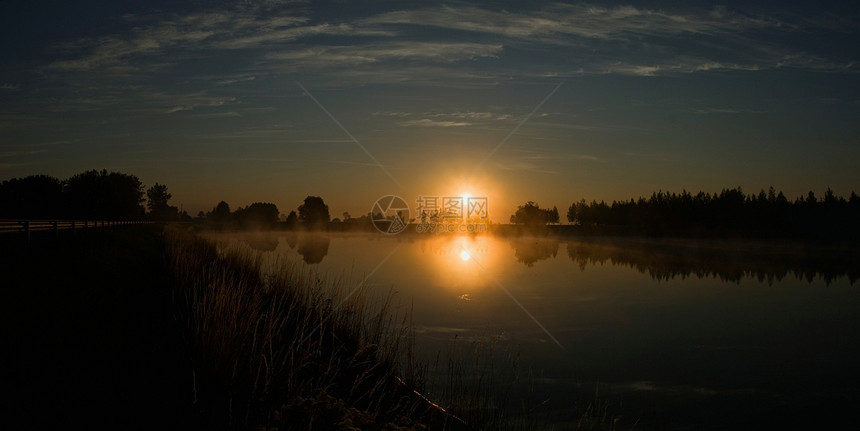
[1,83,21,91]
[598,60,765,76]
[217,23,393,49]
[361,5,786,41]
[375,110,513,122]
[264,42,502,69]
[159,92,238,114]
[192,111,242,118]
[41,2,857,82]
[216,75,256,85]
[48,12,312,71]
[426,111,512,121]
[372,111,412,117]
[358,5,851,77]
[318,66,501,88]
[165,105,194,113]
[693,107,767,114]
[50,26,218,71]
[399,118,472,127]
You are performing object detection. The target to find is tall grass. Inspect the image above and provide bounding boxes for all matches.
[164,226,622,430]
[424,335,535,429]
[164,226,458,430]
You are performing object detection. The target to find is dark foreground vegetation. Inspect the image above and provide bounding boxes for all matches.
[9,225,623,430]
[3,225,473,430]
[2,225,191,429]
[164,225,471,430]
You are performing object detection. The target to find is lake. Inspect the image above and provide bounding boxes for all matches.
[207,230,860,430]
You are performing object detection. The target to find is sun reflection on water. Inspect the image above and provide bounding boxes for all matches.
[415,234,498,293]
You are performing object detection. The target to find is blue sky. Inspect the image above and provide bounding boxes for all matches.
[1,0,858,219]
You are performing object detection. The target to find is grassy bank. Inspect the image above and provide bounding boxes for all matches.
[3,225,620,430]
[4,225,457,430]
[165,225,469,430]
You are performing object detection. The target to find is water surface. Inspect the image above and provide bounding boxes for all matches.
[211,231,860,429]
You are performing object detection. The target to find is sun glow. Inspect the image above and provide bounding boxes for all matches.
[443,171,504,223]
[417,235,499,291]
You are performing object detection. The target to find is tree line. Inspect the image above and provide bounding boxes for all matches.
[0,170,187,221]
[509,202,560,225]
[5,171,858,239]
[198,195,334,230]
[2,170,361,230]
[563,187,860,239]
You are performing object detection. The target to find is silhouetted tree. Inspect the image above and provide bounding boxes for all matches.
[0,175,63,218]
[548,206,560,224]
[298,196,330,229]
[567,203,577,224]
[211,201,231,222]
[146,183,178,221]
[285,210,298,229]
[65,169,145,219]
[511,201,550,226]
[234,202,279,228]
[805,191,818,207]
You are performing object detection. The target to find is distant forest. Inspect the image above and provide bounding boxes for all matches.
[562,187,860,240]
[2,170,858,240]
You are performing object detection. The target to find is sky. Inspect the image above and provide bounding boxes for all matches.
[1,0,859,221]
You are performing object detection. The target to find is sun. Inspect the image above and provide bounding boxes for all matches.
[460,249,471,261]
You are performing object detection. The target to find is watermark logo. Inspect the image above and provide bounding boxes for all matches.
[372,195,489,234]
[371,195,410,235]
[415,195,489,234]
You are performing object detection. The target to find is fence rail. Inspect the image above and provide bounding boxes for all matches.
[0,219,153,238]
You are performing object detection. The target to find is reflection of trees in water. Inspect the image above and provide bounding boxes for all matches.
[509,237,559,267]
[297,234,330,264]
[565,239,859,285]
[242,234,278,251]
[284,232,298,250]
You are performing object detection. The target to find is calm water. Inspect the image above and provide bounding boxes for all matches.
[211,231,860,430]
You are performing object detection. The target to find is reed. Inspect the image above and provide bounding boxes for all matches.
[164,225,438,430]
[164,226,621,430]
